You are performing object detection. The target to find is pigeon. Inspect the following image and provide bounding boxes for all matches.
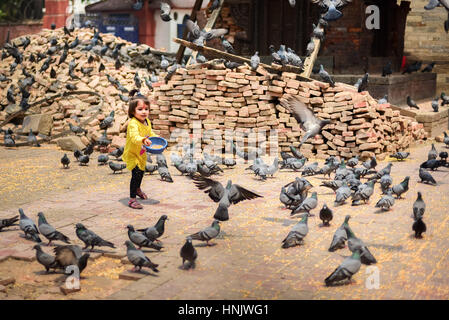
[180,237,197,270]
[441,93,449,106]
[379,174,393,194]
[185,19,228,47]
[26,129,40,147]
[73,150,82,161]
[115,58,122,70]
[282,214,309,248]
[254,158,279,180]
[33,245,60,273]
[160,55,169,70]
[0,215,19,232]
[97,131,111,147]
[269,45,283,65]
[351,180,375,206]
[99,62,105,73]
[223,158,236,168]
[221,36,236,54]
[209,0,220,11]
[347,156,359,168]
[78,155,89,166]
[334,182,351,206]
[430,97,439,113]
[354,73,369,92]
[160,2,172,21]
[158,165,174,182]
[420,159,444,171]
[319,64,334,86]
[109,146,124,160]
[321,179,343,193]
[312,23,325,40]
[319,162,337,178]
[325,250,362,286]
[125,240,159,272]
[189,220,221,246]
[306,39,315,57]
[428,144,438,160]
[145,163,158,175]
[137,215,168,242]
[280,95,331,147]
[390,151,410,161]
[312,0,352,21]
[75,223,115,251]
[419,168,437,185]
[100,111,115,130]
[412,192,426,221]
[391,176,410,199]
[97,154,109,165]
[319,204,333,226]
[37,212,70,245]
[375,191,395,211]
[371,163,393,180]
[53,245,90,275]
[192,176,263,221]
[382,61,393,77]
[378,94,389,104]
[439,151,448,161]
[402,61,422,74]
[279,186,303,209]
[362,156,377,170]
[444,132,449,148]
[250,51,260,70]
[291,192,318,216]
[302,162,319,177]
[344,224,377,265]
[422,62,436,72]
[126,225,163,251]
[19,208,41,243]
[406,96,420,110]
[69,37,79,49]
[7,85,15,104]
[412,215,427,239]
[109,161,126,173]
[81,67,93,75]
[328,215,350,252]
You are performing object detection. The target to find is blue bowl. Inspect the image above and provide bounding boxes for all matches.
[144,137,168,154]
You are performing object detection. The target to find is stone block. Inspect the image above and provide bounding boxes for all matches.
[55,136,87,151]
[21,114,53,135]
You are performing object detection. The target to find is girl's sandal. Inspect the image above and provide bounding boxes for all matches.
[136,189,148,200]
[129,199,143,209]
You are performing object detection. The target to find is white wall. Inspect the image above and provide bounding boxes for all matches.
[154,8,192,53]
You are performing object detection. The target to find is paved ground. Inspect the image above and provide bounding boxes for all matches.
[0,141,448,300]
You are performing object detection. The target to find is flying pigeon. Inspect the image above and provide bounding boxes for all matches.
[328,215,350,252]
[126,225,163,251]
[312,0,353,21]
[189,220,221,246]
[19,208,41,243]
[33,245,59,273]
[282,214,309,248]
[185,19,228,47]
[37,212,70,245]
[180,237,197,270]
[0,215,19,232]
[280,95,331,147]
[160,2,172,21]
[75,223,115,251]
[137,215,168,242]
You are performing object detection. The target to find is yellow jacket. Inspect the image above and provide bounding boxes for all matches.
[122,117,158,171]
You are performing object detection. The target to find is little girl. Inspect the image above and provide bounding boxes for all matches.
[122,95,158,209]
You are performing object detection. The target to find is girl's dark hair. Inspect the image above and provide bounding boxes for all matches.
[128,96,150,118]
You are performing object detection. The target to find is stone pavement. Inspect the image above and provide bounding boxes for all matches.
[0,142,448,299]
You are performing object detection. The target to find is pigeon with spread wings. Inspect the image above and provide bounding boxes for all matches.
[185,19,228,47]
[311,0,353,21]
[192,175,263,221]
[280,95,331,147]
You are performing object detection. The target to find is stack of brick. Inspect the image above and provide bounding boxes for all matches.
[151,63,427,159]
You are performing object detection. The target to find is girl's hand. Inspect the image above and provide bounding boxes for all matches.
[143,138,152,146]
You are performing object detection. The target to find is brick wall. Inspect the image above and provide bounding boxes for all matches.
[0,22,43,47]
[42,0,69,29]
[404,0,449,92]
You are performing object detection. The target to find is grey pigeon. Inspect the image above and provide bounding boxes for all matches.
[0,215,19,232]
[428,144,438,160]
[444,132,449,147]
[321,179,343,193]
[125,241,159,272]
[325,250,362,286]
[302,162,319,177]
[185,19,227,47]
[334,182,351,206]
[419,168,437,185]
[413,192,426,220]
[61,153,70,169]
[312,23,325,40]
[280,186,303,209]
[319,64,334,87]
[306,39,315,57]
[280,157,307,171]
[280,95,331,147]
[406,96,420,110]
[75,223,115,251]
[351,180,376,206]
[109,161,126,173]
[137,215,168,242]
[312,0,353,22]
[160,2,172,21]
[189,220,220,246]
[158,165,174,182]
[37,212,70,245]
[442,93,449,107]
[282,214,309,248]
[362,156,377,170]
[53,245,90,275]
[100,111,115,130]
[319,204,333,226]
[347,156,358,168]
[69,123,86,135]
[223,158,236,168]
[328,215,350,252]
[221,36,235,54]
[431,97,439,112]
[344,224,377,265]
[390,151,409,161]
[371,163,392,180]
[354,73,369,92]
[160,55,169,69]
[180,237,197,269]
[420,159,444,171]
[33,245,59,273]
[78,155,89,166]
[127,225,163,251]
[392,176,410,199]
[291,192,318,216]
[192,176,263,221]
[378,94,389,104]
[380,174,393,194]
[19,208,41,243]
[250,51,260,70]
[98,154,109,165]
[375,191,395,211]
[145,163,158,175]
[156,153,168,167]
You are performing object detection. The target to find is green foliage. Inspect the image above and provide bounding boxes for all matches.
[0,0,44,22]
